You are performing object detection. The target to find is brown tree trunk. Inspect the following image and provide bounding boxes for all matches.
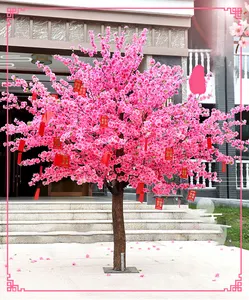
[112,188,126,271]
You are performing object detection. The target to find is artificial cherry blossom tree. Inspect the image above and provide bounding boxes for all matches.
[1,27,249,271]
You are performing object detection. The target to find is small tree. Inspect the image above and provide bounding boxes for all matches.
[1,27,249,271]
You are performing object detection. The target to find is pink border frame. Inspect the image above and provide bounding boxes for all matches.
[4,4,243,294]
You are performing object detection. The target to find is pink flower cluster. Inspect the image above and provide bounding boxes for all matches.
[1,27,249,195]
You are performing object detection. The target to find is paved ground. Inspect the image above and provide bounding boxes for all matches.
[0,241,248,300]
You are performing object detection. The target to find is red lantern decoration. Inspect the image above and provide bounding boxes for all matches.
[165,148,174,160]
[17,152,22,165]
[78,86,87,97]
[222,162,226,173]
[180,167,188,179]
[101,152,111,166]
[155,197,164,210]
[100,115,108,128]
[32,93,37,100]
[39,122,45,136]
[207,137,212,149]
[187,190,197,202]
[73,79,82,92]
[34,187,40,200]
[18,140,25,152]
[53,137,62,149]
[139,193,144,203]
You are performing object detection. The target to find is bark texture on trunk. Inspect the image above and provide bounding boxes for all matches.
[112,188,126,271]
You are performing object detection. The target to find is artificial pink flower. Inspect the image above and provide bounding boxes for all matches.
[239,37,249,47]
[229,22,243,36]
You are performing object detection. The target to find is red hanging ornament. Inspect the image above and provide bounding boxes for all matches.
[155,197,164,210]
[144,138,148,151]
[136,182,144,194]
[39,165,43,175]
[187,190,197,202]
[42,111,54,125]
[53,137,62,149]
[100,115,108,128]
[222,162,226,173]
[39,122,45,136]
[51,94,58,99]
[165,148,174,160]
[34,187,40,200]
[101,152,111,166]
[61,155,70,168]
[139,193,144,203]
[32,93,37,100]
[18,140,25,152]
[73,79,82,92]
[180,167,188,179]
[17,152,22,165]
[54,154,63,167]
[78,86,87,97]
[207,137,212,149]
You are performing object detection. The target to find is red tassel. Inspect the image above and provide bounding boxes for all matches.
[39,122,45,136]
[187,190,197,202]
[139,193,144,203]
[222,162,226,173]
[34,188,40,200]
[101,152,111,166]
[17,152,22,165]
[18,140,25,152]
[155,197,164,210]
[73,80,82,92]
[32,93,37,100]
[100,116,108,128]
[165,148,174,160]
[207,137,212,149]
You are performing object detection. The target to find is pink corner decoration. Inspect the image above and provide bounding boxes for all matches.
[189,65,206,95]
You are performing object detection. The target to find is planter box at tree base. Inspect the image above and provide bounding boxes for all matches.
[103,267,139,274]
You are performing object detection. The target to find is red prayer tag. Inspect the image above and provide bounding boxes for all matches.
[73,80,82,92]
[78,86,86,96]
[139,193,144,203]
[165,148,174,160]
[100,116,108,128]
[17,152,22,165]
[54,154,63,166]
[155,198,164,210]
[101,152,111,166]
[32,93,37,100]
[187,190,197,202]
[53,137,62,149]
[39,166,43,175]
[222,162,226,173]
[61,155,70,168]
[180,167,188,179]
[39,122,45,136]
[144,138,148,151]
[136,182,144,194]
[42,111,54,124]
[18,140,25,152]
[207,137,212,149]
[34,188,40,200]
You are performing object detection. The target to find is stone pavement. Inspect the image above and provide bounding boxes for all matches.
[0,241,248,300]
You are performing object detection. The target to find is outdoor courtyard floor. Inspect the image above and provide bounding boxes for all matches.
[0,241,248,300]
